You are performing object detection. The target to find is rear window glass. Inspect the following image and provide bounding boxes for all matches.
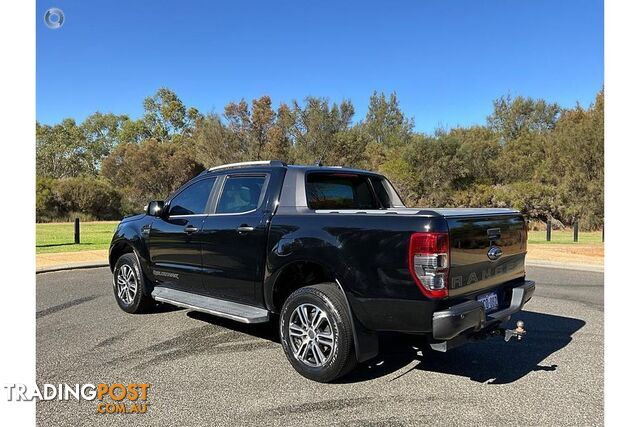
[305,173,382,209]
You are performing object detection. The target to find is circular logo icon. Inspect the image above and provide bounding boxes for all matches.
[44,8,65,29]
[487,246,503,261]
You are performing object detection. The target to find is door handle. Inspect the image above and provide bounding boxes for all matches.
[184,225,199,233]
[236,225,255,233]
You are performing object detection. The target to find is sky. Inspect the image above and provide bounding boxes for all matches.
[36,0,603,133]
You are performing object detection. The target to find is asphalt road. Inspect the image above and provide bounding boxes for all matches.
[36,266,603,426]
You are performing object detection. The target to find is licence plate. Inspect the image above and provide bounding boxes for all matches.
[477,291,499,312]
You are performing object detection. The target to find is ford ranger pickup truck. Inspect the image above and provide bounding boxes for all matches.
[109,160,535,382]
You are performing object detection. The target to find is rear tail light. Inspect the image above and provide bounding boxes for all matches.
[409,232,449,298]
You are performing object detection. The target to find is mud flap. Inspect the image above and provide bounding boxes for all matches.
[334,280,379,362]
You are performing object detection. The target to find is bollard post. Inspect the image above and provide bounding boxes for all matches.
[546,219,551,242]
[573,221,578,243]
[74,218,80,244]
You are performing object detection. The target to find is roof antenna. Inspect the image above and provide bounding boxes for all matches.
[315,160,323,167]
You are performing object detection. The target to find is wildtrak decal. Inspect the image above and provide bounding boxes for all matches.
[153,270,179,280]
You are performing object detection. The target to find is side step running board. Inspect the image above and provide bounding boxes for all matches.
[151,287,270,324]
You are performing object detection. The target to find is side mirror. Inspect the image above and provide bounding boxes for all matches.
[145,200,165,217]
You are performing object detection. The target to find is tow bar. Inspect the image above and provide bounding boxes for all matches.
[431,320,527,352]
[498,320,526,342]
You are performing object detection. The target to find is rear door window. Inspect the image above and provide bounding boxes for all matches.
[216,175,267,214]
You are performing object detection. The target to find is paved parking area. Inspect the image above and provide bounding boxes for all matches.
[36,266,603,426]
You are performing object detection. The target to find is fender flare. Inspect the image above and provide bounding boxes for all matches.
[109,238,154,296]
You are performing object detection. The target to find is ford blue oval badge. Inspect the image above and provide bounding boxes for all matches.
[487,246,503,261]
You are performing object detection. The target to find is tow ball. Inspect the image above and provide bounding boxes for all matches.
[503,320,526,342]
[491,320,526,342]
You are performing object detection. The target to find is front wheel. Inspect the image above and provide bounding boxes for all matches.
[280,283,357,382]
[113,253,154,314]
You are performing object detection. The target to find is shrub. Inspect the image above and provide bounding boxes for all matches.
[36,177,125,222]
[36,178,62,221]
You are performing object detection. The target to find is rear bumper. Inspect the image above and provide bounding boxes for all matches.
[432,280,535,341]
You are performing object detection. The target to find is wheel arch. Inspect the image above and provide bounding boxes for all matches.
[109,239,154,296]
[266,259,336,313]
[109,240,134,272]
[266,259,379,363]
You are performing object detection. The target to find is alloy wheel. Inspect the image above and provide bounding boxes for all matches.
[116,264,137,305]
[288,303,335,367]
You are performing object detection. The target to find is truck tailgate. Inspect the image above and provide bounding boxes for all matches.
[443,212,527,298]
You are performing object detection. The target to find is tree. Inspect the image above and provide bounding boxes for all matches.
[265,103,295,161]
[224,99,251,136]
[193,113,249,167]
[541,90,604,228]
[488,95,561,142]
[35,87,605,230]
[224,96,280,159]
[399,133,468,206]
[81,112,129,170]
[250,96,276,159]
[493,132,547,184]
[438,126,501,186]
[101,139,204,209]
[36,119,96,178]
[142,88,199,141]
[365,91,414,147]
[290,97,355,163]
[118,118,149,145]
[325,126,369,168]
[36,178,61,221]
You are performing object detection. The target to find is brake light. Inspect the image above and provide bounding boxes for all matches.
[409,232,449,298]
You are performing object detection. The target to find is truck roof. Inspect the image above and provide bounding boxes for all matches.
[204,160,382,176]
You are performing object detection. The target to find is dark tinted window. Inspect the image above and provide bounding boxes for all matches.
[306,173,378,209]
[370,177,393,208]
[217,176,266,214]
[168,178,214,216]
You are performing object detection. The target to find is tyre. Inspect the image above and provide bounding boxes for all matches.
[112,253,154,314]
[280,283,357,382]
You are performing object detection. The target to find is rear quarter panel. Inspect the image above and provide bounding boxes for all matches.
[265,209,449,332]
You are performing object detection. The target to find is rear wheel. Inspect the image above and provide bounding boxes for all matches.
[280,283,357,382]
[113,253,154,314]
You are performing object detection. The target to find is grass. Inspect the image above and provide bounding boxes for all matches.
[527,230,603,245]
[35,221,603,254]
[36,221,119,254]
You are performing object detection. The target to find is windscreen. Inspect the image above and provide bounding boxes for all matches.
[305,173,404,209]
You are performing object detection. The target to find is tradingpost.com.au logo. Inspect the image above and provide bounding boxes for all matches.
[3,383,151,414]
